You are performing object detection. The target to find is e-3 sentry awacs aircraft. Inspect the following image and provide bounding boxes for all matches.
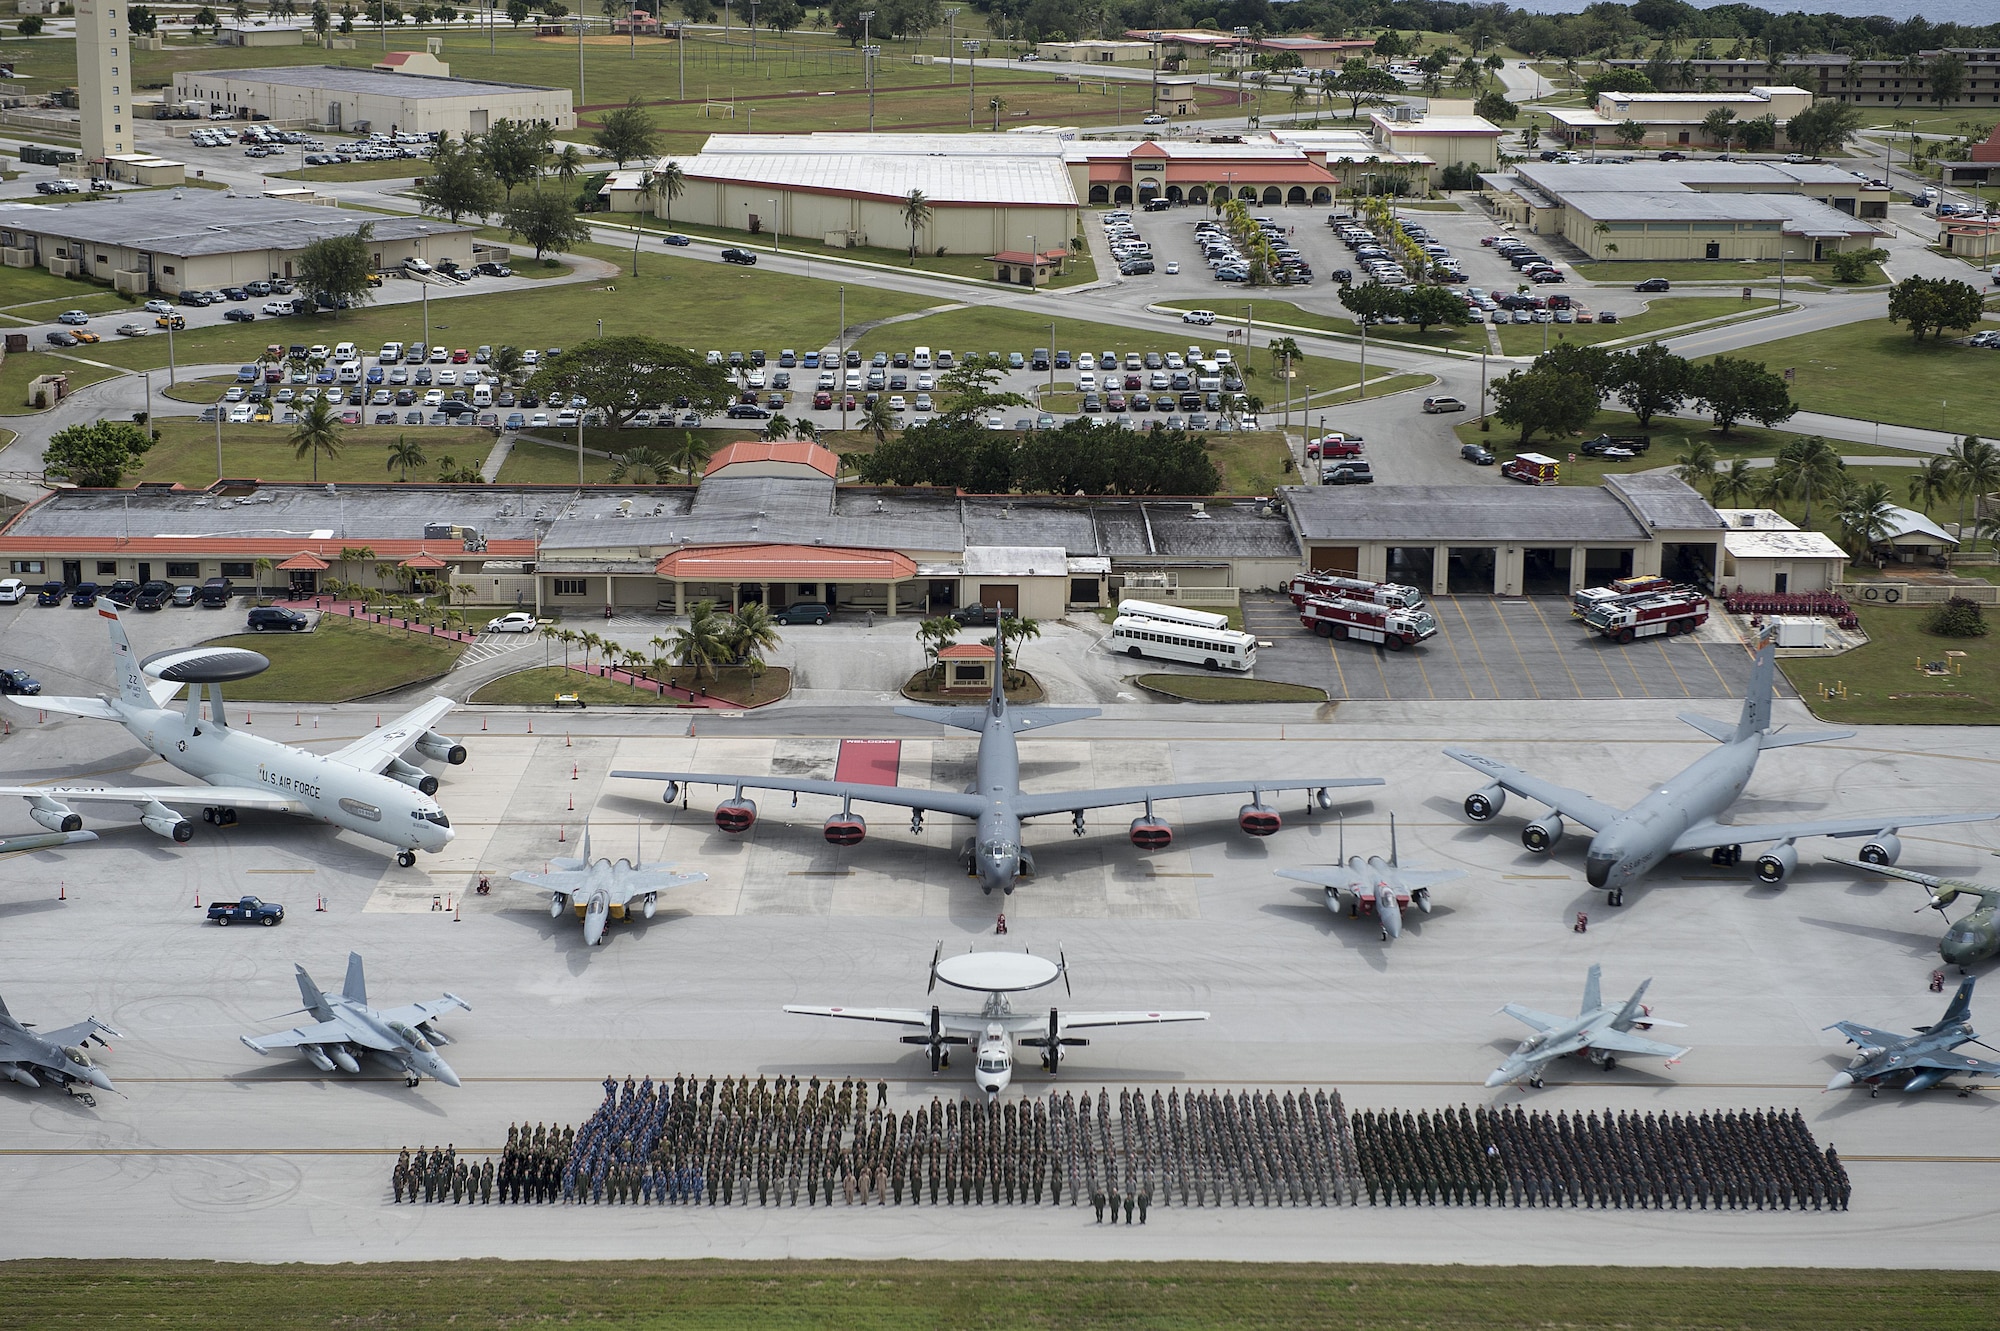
[0,604,465,867]
[614,624,1383,894]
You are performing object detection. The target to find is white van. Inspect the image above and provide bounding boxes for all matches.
[471,383,492,407]
[1077,369,1097,391]
[336,363,361,384]
[333,341,358,363]
[912,346,932,369]
[379,341,403,363]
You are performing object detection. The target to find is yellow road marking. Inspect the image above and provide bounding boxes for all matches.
[1532,596,1623,698]
[1487,601,1548,700]
[1445,598,1504,699]
[1654,633,1693,697]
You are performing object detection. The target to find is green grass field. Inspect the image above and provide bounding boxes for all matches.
[272,157,424,183]
[1784,602,2000,725]
[204,614,465,702]
[1569,257,1887,285]
[2,1259,1999,1328]
[1702,320,2000,438]
[472,662,787,706]
[616,213,1098,288]
[0,352,121,417]
[134,418,497,486]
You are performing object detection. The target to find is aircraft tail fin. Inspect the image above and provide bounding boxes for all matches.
[101,603,151,712]
[1733,637,1778,741]
[1612,978,1655,1031]
[1939,976,1977,1029]
[1581,963,1602,1016]
[342,952,367,1006]
[0,993,10,1022]
[295,965,335,1021]
[991,618,1008,710]
[1389,812,1400,867]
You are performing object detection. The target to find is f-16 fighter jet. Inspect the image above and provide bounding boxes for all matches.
[1486,964,1689,1089]
[786,944,1207,1096]
[0,993,119,1107]
[1826,977,2000,1096]
[241,952,469,1088]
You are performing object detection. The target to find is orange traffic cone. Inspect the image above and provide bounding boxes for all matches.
[453,898,461,922]
[58,880,65,900]
[568,792,574,811]
[192,890,201,908]
[558,824,566,843]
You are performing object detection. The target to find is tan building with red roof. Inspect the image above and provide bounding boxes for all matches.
[1067,138,1339,208]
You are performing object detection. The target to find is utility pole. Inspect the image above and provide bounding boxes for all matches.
[578,12,586,109]
[749,0,757,62]
[965,40,979,129]
[944,7,959,85]
[1149,30,1162,117]
[675,23,686,101]
[859,10,877,132]
[838,284,848,434]
[1357,316,1367,401]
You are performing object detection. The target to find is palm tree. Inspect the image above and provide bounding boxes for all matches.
[899,189,932,262]
[1710,458,1758,509]
[551,627,578,668]
[492,345,525,384]
[290,397,342,483]
[1833,481,1898,562]
[386,434,426,481]
[725,601,783,667]
[859,396,898,443]
[1673,439,1718,491]
[608,446,670,483]
[1908,455,1956,515]
[915,615,960,685]
[665,430,712,483]
[760,414,791,442]
[1944,434,2000,549]
[1769,434,1846,528]
[553,143,585,188]
[1701,106,1738,148]
[652,159,685,224]
[988,95,1007,131]
[670,600,730,682]
[992,615,1040,687]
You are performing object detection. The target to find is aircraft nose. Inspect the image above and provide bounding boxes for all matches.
[84,1066,114,1092]
[1585,855,1615,888]
[432,1059,461,1088]
[1825,1071,1854,1092]
[583,915,606,947]
[1484,1068,1510,1089]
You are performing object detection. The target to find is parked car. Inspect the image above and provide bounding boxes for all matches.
[1422,396,1468,414]
[1461,443,1495,465]
[1634,277,1671,292]
[771,602,833,626]
[171,585,199,607]
[206,896,285,926]
[663,234,692,246]
[950,603,1003,626]
[485,611,538,634]
[0,578,24,604]
[224,308,256,322]
[135,580,174,611]
[69,582,100,607]
[0,667,41,696]
[1320,462,1375,485]
[35,581,65,607]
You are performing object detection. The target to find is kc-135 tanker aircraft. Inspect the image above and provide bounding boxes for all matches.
[615,624,1383,894]
[0,605,467,866]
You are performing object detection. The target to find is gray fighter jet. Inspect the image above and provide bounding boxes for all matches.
[1448,638,1998,905]
[0,993,119,1107]
[1826,977,2000,1095]
[1486,964,1690,1089]
[1827,856,2000,972]
[1276,814,1465,940]
[614,623,1382,895]
[511,821,709,946]
[240,952,469,1088]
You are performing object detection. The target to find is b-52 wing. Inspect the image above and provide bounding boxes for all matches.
[0,784,303,814]
[616,771,989,817]
[1444,749,1622,832]
[324,697,458,775]
[1668,811,2000,856]
[1012,778,1381,820]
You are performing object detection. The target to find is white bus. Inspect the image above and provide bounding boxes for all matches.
[1109,614,1257,672]
[1116,599,1230,632]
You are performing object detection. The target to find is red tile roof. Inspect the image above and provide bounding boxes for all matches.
[703,439,840,478]
[276,551,329,571]
[937,642,995,659]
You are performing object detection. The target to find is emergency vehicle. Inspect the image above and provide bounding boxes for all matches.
[1582,590,1709,642]
[1298,596,1439,649]
[1500,453,1560,485]
[1286,572,1427,611]
[1570,574,1682,619]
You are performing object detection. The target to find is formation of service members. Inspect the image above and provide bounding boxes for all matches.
[1352,1104,1852,1211]
[387,1078,1849,1213]
[385,1076,1362,1210]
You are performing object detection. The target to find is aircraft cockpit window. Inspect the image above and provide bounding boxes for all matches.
[421,811,450,828]
[977,1055,1007,1073]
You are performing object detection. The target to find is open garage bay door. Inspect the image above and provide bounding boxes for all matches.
[1447,548,1497,595]
[1523,547,1572,597]
[1583,548,1635,585]
[1385,546,1433,589]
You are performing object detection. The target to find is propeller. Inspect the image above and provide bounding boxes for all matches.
[926,940,942,996]
[1059,947,1071,997]
[929,1005,943,1074]
[1047,1006,1061,1073]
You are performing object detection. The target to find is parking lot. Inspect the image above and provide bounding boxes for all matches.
[1241,592,1762,701]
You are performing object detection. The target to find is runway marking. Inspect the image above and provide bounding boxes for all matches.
[1409,637,1439,702]
[1428,607,1479,700]
[1369,637,1391,700]
[1324,632,1350,699]
[1531,597,1620,699]
[1502,874,1572,880]
[1691,634,1741,695]
[1654,635,1694,698]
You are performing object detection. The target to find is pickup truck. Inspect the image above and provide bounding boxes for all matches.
[207,896,285,927]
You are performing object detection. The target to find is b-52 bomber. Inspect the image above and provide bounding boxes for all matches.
[1449,637,1998,905]
[512,822,709,947]
[0,605,465,867]
[786,944,1207,1096]
[615,624,1382,894]
[1826,977,2000,1095]
[240,952,469,1088]
[1486,964,1690,1089]
[0,992,119,1106]
[1276,814,1465,941]
[1828,856,2000,971]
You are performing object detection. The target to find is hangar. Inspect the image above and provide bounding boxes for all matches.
[170,63,575,136]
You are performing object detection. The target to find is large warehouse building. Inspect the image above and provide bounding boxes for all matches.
[0,196,474,295]
[1481,160,1887,261]
[0,446,1735,614]
[170,63,574,136]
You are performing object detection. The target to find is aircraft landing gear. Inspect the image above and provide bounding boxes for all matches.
[1528,1075,1544,1089]
[405,1075,421,1088]
[1072,811,1086,838]
[1710,844,1742,867]
[1597,1054,1618,1071]
[202,807,239,826]
[396,850,417,868]
[1607,888,1625,907]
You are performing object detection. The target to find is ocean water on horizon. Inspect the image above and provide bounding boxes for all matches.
[1508,0,1990,26]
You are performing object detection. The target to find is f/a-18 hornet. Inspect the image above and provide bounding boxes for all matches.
[0,992,120,1107]
[1448,637,1997,905]
[786,944,1207,1096]
[0,605,465,867]
[240,952,469,1088]
[614,623,1381,894]
[512,821,709,946]
[1486,964,1689,1089]
[1827,855,2000,972]
[1826,977,2000,1095]
[1276,813,1465,940]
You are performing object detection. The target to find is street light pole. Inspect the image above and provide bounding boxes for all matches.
[965,40,979,129]
[838,284,848,434]
[578,12,585,109]
[676,23,686,101]
[768,195,779,256]
[944,7,959,85]
[858,11,877,131]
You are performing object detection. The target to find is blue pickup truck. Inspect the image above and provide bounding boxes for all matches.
[207,896,285,927]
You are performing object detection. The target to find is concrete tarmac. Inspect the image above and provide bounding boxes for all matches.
[2,692,1998,1265]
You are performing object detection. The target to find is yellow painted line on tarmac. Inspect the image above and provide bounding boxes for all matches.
[1428,605,1480,700]
[1445,599,1503,700]
[1532,596,1622,698]
[1324,633,1350,699]
[1409,640,1439,702]
[1690,634,1741,694]
[1654,635,1694,697]
[1486,601,1549,701]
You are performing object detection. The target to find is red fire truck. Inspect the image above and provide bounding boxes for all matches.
[1286,572,1427,610]
[1298,596,1440,650]
[1582,590,1709,642]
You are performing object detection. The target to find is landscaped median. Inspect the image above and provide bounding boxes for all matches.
[469,663,789,709]
[203,614,467,703]
[1779,599,2000,725]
